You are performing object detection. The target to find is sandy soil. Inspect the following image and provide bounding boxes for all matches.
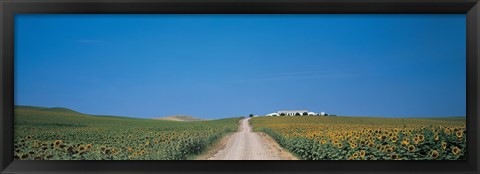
[199,118,298,160]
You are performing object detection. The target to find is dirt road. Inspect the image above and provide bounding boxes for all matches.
[203,118,297,160]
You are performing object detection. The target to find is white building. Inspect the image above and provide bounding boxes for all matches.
[265,110,328,116]
[266,112,279,116]
[278,110,309,116]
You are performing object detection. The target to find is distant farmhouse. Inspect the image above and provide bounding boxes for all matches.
[266,110,327,116]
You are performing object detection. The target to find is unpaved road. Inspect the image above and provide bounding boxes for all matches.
[202,118,297,160]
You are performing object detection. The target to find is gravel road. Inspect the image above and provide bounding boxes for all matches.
[206,118,297,160]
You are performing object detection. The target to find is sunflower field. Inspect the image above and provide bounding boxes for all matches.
[250,116,466,160]
[14,106,240,160]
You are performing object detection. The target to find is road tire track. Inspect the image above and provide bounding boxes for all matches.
[204,118,297,160]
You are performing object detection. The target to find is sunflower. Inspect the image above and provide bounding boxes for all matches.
[78,145,85,151]
[408,145,415,152]
[431,150,439,158]
[321,139,327,144]
[445,129,451,134]
[337,143,343,149]
[418,135,425,142]
[352,152,359,159]
[401,138,410,146]
[452,147,461,156]
[368,142,374,148]
[360,150,366,157]
[85,144,93,150]
[381,135,387,140]
[456,131,463,139]
[25,135,32,140]
[386,148,393,153]
[350,143,357,149]
[441,142,447,150]
[380,146,386,152]
[434,134,439,141]
[391,153,398,159]
[333,140,339,144]
[53,140,63,147]
[390,136,398,143]
[360,139,366,145]
[413,137,419,145]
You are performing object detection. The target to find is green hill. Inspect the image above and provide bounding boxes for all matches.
[14,105,241,160]
[15,105,167,127]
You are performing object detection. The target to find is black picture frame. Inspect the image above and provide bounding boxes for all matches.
[1,0,479,173]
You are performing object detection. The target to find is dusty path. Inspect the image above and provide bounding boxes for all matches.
[201,118,297,160]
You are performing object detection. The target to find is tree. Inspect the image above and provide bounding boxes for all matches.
[302,112,308,116]
[249,114,254,117]
[295,112,301,116]
[280,113,286,116]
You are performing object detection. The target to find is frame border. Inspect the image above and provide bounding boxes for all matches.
[1,0,479,174]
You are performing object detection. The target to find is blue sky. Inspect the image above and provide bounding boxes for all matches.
[15,14,466,119]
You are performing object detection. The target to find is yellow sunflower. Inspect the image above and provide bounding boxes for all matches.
[390,136,398,143]
[352,152,359,159]
[452,147,461,156]
[360,150,366,157]
[456,131,463,139]
[408,145,415,152]
[431,150,439,158]
[53,140,63,147]
[85,144,93,150]
[391,153,398,159]
[418,135,425,142]
[441,142,447,150]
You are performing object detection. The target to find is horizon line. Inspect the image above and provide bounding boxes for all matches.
[14,105,466,120]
